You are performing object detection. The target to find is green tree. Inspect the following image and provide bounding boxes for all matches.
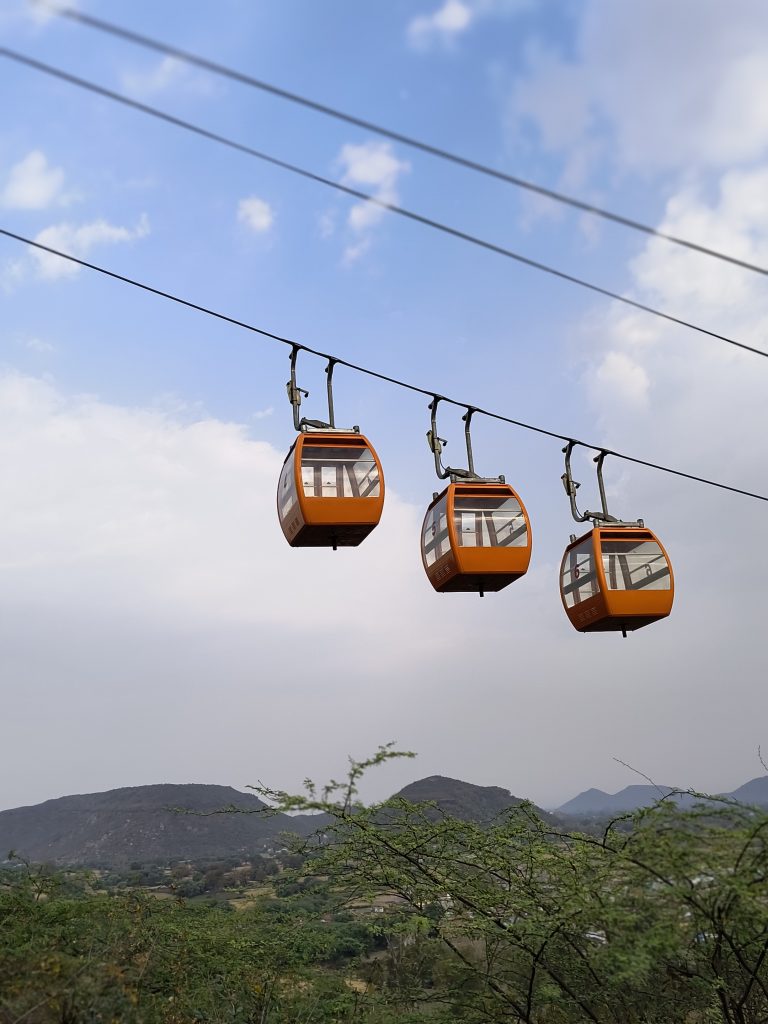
[257,746,768,1023]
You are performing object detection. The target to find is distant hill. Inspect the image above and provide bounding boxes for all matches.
[559,785,678,816]
[0,784,324,867]
[3,773,765,868]
[557,776,768,817]
[725,776,768,806]
[0,776,545,868]
[392,775,544,823]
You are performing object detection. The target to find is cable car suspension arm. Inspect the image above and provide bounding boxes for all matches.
[427,398,504,483]
[287,347,350,432]
[325,358,337,429]
[286,345,309,431]
[562,441,625,525]
[427,397,461,480]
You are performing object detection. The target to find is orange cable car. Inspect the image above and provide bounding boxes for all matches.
[420,399,532,595]
[277,350,384,549]
[559,443,674,635]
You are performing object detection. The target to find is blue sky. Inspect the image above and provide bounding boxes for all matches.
[1,0,767,810]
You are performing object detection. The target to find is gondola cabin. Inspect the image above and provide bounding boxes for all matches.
[277,431,384,548]
[421,482,531,594]
[560,526,673,633]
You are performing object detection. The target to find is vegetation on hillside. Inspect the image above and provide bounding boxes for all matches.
[2,747,767,1023]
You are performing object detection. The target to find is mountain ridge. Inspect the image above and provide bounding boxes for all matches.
[392,775,543,822]
[557,776,768,816]
[2,773,766,867]
[0,783,321,867]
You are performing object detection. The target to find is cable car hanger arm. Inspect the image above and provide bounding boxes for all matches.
[561,442,641,527]
[286,347,358,433]
[286,345,309,431]
[427,398,504,484]
[426,397,455,481]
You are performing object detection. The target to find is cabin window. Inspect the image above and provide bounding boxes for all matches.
[601,540,671,591]
[278,453,298,522]
[453,494,527,548]
[561,538,599,607]
[422,494,450,567]
[300,445,380,499]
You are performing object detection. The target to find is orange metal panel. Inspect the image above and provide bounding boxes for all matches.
[595,527,674,623]
[450,484,532,578]
[278,432,384,548]
[422,481,532,594]
[559,526,674,633]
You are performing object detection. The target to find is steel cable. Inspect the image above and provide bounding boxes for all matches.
[1,226,765,503]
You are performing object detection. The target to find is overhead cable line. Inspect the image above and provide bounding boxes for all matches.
[37,2,768,279]
[1,226,765,504]
[3,48,768,364]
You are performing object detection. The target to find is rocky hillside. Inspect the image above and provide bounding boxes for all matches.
[4,773,764,867]
[0,783,323,867]
[393,775,546,822]
[0,776,547,868]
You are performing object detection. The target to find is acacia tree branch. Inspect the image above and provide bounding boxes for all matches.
[440,932,531,1023]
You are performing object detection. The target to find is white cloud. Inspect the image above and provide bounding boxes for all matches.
[342,238,371,266]
[0,360,764,812]
[29,214,151,281]
[580,164,768,529]
[335,141,409,263]
[630,169,768,312]
[1,150,65,210]
[510,43,591,151]
[407,0,529,50]
[507,0,768,173]
[1,259,27,294]
[591,351,649,410]
[554,174,768,809]
[318,210,337,239]
[237,196,274,234]
[408,0,473,49]
[0,373,513,807]
[120,56,214,99]
[121,56,183,97]
[339,141,410,231]
[22,336,55,354]
[24,0,80,25]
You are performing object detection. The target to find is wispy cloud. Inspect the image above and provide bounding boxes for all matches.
[3,214,150,287]
[1,150,66,210]
[341,238,371,267]
[407,0,530,50]
[318,210,337,239]
[120,55,215,99]
[336,141,409,263]
[583,163,768,478]
[507,0,768,174]
[1,259,27,294]
[24,0,81,26]
[237,196,274,234]
[22,336,56,354]
[408,0,473,49]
